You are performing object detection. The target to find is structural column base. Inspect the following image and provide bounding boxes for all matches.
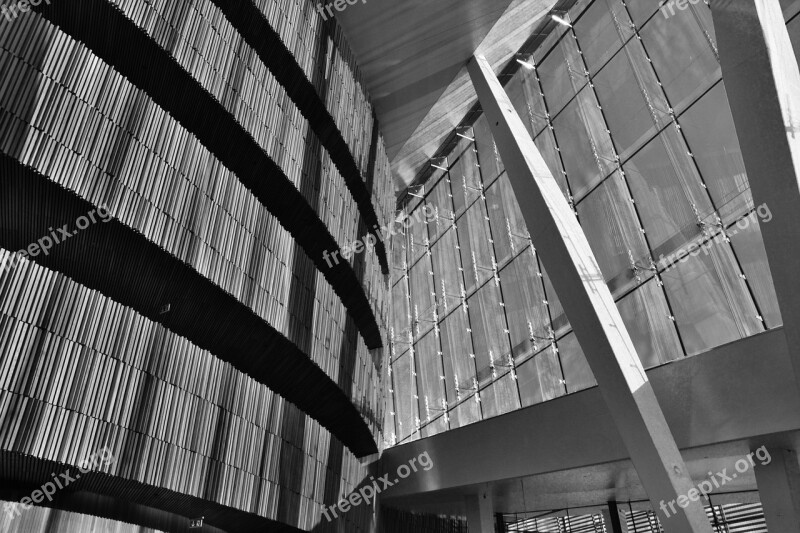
[754,446,800,532]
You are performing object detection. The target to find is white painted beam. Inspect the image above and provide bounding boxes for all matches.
[710,0,800,407]
[466,53,713,533]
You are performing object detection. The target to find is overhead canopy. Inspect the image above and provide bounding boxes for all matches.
[336,0,558,190]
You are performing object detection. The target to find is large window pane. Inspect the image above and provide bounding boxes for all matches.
[552,88,605,197]
[457,199,495,292]
[574,0,633,75]
[449,147,482,217]
[541,265,569,337]
[473,114,503,185]
[383,398,396,446]
[391,230,406,286]
[642,3,720,113]
[431,227,462,314]
[485,174,529,265]
[415,330,447,436]
[728,212,782,328]
[449,134,474,164]
[661,238,763,356]
[500,249,551,359]
[616,279,683,368]
[506,73,534,138]
[533,127,570,198]
[593,38,669,158]
[625,0,659,27]
[467,281,511,383]
[516,348,565,407]
[520,66,550,137]
[557,333,596,393]
[391,277,411,354]
[393,352,418,442]
[575,87,619,195]
[538,34,587,115]
[440,306,477,405]
[448,396,481,430]
[577,171,650,296]
[480,372,520,419]
[408,254,435,338]
[426,176,454,240]
[624,128,713,254]
[679,82,750,224]
[406,204,429,265]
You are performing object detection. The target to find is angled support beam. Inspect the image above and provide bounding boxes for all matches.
[710,0,800,406]
[466,54,712,533]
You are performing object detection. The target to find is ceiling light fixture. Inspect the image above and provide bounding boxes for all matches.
[456,126,475,141]
[516,58,535,70]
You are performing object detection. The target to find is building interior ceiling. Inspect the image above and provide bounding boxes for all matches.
[382,435,797,516]
[335,0,558,191]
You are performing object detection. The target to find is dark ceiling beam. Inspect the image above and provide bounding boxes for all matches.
[0,451,304,532]
[0,154,379,457]
[207,0,390,274]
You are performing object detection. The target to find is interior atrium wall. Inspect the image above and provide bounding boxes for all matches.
[384,0,800,447]
[0,0,394,530]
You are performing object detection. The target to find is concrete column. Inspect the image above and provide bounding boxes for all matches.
[602,501,629,533]
[464,484,495,533]
[466,54,712,533]
[754,447,800,532]
[710,0,800,403]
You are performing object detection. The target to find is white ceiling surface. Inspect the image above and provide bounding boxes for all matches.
[335,0,558,191]
[382,437,768,516]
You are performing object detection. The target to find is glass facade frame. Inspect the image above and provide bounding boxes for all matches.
[385,0,782,447]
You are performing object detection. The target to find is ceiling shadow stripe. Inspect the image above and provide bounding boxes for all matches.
[0,452,304,532]
[0,154,378,458]
[210,0,390,275]
[28,0,383,350]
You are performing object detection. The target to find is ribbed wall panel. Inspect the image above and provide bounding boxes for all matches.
[0,0,392,529]
[24,0,385,348]
[0,17,386,444]
[0,53,377,454]
[0,161,378,454]
[246,0,376,179]
[113,0,392,273]
[110,0,366,252]
[0,258,376,530]
[0,451,304,531]
[199,0,395,271]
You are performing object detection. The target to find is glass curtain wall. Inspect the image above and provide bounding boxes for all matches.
[385,0,787,447]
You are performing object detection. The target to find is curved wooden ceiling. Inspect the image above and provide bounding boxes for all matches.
[336,0,558,190]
